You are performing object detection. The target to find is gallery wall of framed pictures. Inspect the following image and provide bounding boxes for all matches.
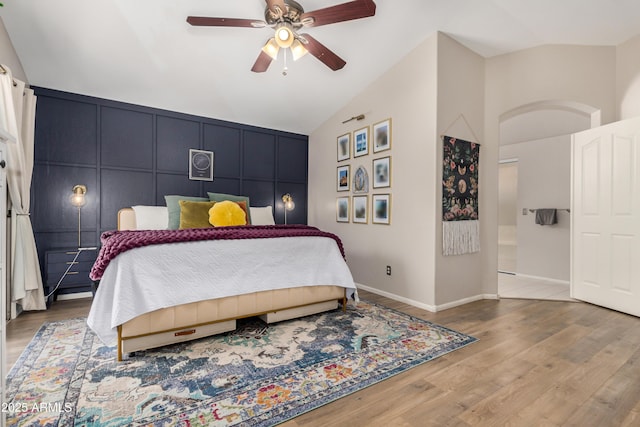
[335,117,392,225]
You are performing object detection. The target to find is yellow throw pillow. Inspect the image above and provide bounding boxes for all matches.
[178,200,216,229]
[209,200,248,227]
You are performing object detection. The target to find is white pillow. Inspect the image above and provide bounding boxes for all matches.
[132,205,169,230]
[249,206,275,225]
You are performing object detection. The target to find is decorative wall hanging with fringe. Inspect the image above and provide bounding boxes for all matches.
[442,135,480,256]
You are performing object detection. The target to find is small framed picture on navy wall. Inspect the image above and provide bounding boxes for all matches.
[189,149,214,181]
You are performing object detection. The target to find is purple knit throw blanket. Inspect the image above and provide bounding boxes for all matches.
[89,225,346,281]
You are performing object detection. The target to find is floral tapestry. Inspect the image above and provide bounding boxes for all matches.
[442,136,480,255]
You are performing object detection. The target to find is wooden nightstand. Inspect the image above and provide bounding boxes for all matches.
[45,247,97,302]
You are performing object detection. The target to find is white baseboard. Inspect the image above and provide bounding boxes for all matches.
[356,283,437,312]
[513,273,570,286]
[356,283,499,313]
[436,293,499,311]
[56,291,93,301]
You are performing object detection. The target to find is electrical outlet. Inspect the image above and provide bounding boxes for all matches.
[386,265,391,276]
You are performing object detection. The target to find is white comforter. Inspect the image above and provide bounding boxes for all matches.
[87,236,356,345]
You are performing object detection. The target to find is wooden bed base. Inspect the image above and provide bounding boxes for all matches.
[117,290,347,361]
[113,208,349,361]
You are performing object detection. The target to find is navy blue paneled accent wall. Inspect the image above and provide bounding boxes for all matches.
[31,87,308,269]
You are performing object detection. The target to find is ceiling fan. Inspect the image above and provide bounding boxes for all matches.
[187,0,376,73]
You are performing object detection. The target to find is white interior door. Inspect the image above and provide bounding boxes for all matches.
[572,117,640,316]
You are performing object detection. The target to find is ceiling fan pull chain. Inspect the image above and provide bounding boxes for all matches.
[282,48,288,76]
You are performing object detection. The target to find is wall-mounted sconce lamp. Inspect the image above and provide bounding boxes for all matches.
[69,184,86,248]
[282,193,295,224]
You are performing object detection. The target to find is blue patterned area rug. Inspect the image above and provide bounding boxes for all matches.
[6,300,477,426]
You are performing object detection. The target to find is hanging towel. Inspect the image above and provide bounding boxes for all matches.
[535,208,557,225]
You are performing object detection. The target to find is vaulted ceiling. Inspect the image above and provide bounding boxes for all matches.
[3,0,640,134]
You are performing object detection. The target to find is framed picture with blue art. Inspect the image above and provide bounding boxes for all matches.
[372,193,391,225]
[337,133,351,162]
[337,165,350,192]
[336,197,349,222]
[354,126,369,158]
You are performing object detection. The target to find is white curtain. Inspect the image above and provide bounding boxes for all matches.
[0,64,45,310]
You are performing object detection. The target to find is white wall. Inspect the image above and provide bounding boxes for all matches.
[309,34,439,308]
[486,45,617,127]
[617,34,640,120]
[0,18,27,82]
[498,162,517,230]
[434,33,487,306]
[501,109,593,145]
[500,135,571,281]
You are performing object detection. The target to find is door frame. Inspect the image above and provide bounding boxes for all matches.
[498,158,519,274]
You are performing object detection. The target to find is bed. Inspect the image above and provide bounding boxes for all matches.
[87,206,356,361]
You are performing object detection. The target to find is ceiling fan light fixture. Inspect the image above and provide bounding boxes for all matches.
[274,24,294,48]
[187,0,378,73]
[290,39,308,61]
[261,37,280,60]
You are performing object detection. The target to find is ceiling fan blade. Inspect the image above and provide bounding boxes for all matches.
[300,0,376,28]
[299,33,346,71]
[187,16,266,28]
[251,50,274,73]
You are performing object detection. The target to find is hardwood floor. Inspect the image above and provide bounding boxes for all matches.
[498,272,575,301]
[6,297,92,368]
[6,292,640,426]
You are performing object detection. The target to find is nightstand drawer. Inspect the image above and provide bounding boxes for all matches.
[46,260,94,275]
[46,269,94,285]
[46,250,96,263]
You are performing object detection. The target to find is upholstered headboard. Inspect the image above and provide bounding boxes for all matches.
[117,208,136,231]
